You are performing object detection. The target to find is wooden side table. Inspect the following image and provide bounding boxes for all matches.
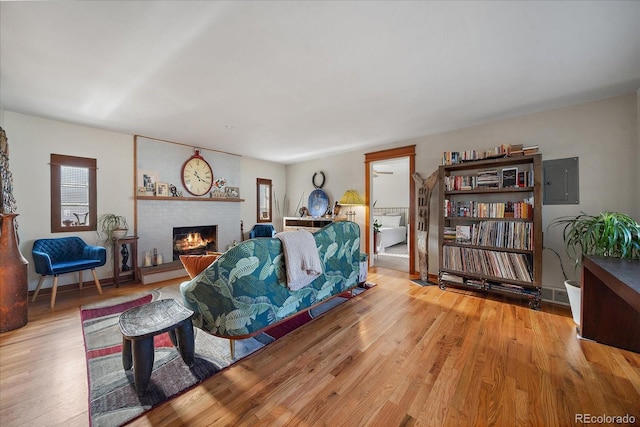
[113,236,139,287]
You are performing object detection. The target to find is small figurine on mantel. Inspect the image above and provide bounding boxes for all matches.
[299,207,309,217]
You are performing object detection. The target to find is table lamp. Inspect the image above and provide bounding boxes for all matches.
[338,189,365,222]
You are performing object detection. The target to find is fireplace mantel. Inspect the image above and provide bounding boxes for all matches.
[137,195,244,202]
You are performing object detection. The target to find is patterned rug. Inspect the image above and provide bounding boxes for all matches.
[81,284,367,427]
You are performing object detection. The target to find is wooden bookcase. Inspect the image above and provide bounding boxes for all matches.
[438,154,543,309]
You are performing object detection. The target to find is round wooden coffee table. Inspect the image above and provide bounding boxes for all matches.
[118,299,195,395]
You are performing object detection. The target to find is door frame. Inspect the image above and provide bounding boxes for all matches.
[364,145,416,275]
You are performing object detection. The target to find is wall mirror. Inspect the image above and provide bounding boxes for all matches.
[257,178,272,223]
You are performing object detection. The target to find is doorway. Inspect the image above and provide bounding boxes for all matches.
[371,158,410,272]
[364,145,416,275]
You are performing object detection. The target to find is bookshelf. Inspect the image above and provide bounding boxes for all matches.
[438,154,543,309]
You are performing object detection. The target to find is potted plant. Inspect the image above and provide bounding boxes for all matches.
[97,214,129,245]
[548,211,640,325]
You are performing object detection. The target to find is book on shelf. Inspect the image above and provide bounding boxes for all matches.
[444,200,533,219]
[443,226,457,241]
[509,145,539,156]
[444,175,477,191]
[440,272,465,283]
[501,167,518,187]
[488,282,537,296]
[441,144,514,165]
[455,225,471,244]
[470,220,533,250]
[443,246,534,282]
[507,144,523,156]
[476,168,500,187]
[517,170,534,187]
[444,167,533,191]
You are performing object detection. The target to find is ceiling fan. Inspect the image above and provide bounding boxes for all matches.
[373,169,394,177]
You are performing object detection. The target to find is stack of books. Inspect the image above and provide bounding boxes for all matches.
[440,272,465,284]
[443,227,457,242]
[444,175,477,191]
[509,145,539,156]
[476,169,500,188]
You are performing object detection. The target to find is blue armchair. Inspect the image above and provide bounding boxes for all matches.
[249,224,276,239]
[32,237,106,308]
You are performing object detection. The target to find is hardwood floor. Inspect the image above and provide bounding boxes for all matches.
[1,267,639,426]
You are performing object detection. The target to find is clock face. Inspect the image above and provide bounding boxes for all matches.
[181,155,213,196]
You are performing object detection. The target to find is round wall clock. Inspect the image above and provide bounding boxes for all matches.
[181,150,213,196]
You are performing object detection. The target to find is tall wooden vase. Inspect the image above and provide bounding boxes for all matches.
[0,213,29,332]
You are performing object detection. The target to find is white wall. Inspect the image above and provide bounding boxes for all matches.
[3,92,638,294]
[3,111,134,290]
[135,137,243,260]
[372,158,410,208]
[285,152,374,242]
[240,156,287,235]
[286,93,639,291]
[2,112,287,292]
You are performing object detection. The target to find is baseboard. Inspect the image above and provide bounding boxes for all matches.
[139,261,188,284]
[28,278,115,298]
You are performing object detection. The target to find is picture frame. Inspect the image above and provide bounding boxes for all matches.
[138,169,159,195]
[137,186,146,196]
[225,186,240,198]
[501,167,518,188]
[155,182,169,197]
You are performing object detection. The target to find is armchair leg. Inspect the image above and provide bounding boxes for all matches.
[91,269,103,295]
[50,275,59,309]
[78,271,83,289]
[229,339,235,359]
[32,275,46,302]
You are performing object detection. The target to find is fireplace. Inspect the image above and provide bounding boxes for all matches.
[173,225,218,260]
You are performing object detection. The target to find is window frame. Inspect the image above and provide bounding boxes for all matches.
[50,153,97,233]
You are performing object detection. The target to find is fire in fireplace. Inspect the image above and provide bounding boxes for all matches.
[173,225,217,260]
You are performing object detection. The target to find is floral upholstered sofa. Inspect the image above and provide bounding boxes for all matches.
[180,221,360,355]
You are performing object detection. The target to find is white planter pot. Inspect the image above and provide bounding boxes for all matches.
[112,229,128,239]
[565,280,581,326]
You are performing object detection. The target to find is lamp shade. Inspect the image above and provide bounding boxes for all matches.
[338,190,365,206]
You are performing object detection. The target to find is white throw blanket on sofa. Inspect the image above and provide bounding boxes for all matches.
[276,230,322,291]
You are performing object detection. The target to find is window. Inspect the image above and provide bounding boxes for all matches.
[256,178,272,223]
[50,154,97,232]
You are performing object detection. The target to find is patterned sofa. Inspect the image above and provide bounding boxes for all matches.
[180,221,360,355]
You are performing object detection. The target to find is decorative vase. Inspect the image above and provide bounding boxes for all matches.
[565,279,581,327]
[0,213,29,332]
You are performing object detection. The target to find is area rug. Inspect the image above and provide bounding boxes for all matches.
[81,284,368,427]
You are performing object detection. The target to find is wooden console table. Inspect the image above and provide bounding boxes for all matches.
[113,236,139,286]
[283,216,339,232]
[581,256,640,353]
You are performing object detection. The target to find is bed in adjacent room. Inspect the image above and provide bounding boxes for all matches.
[373,211,407,249]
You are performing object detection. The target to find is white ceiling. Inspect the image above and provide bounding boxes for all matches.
[1,1,639,165]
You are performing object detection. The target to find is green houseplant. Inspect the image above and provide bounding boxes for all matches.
[97,214,129,245]
[548,211,640,325]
